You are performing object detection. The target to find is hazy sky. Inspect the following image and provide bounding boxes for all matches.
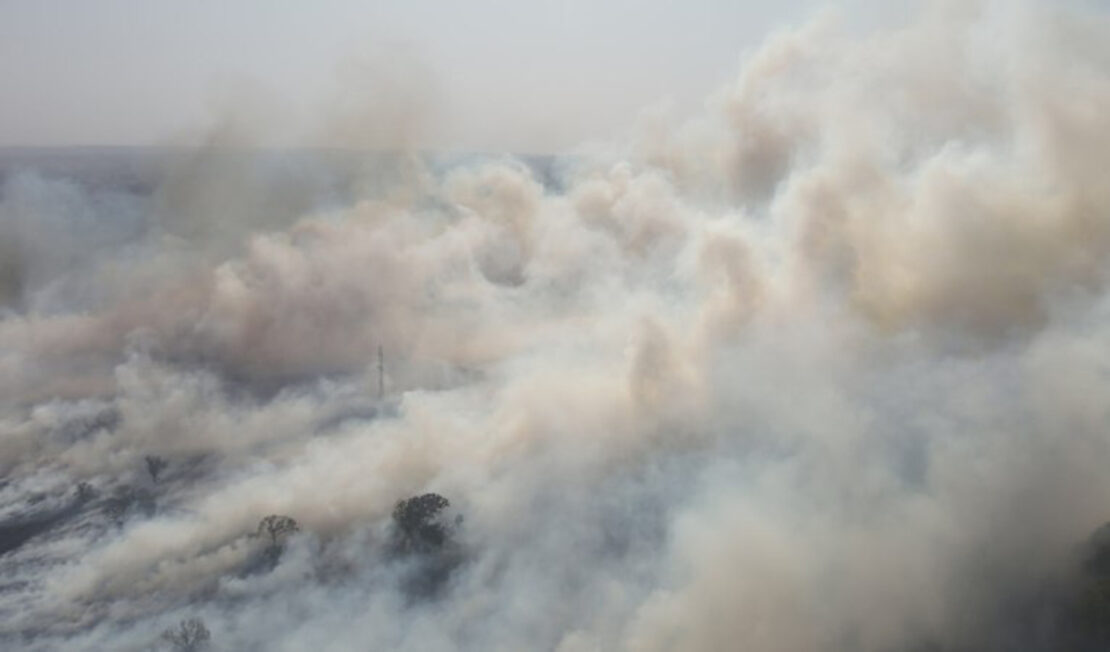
[0,0,850,151]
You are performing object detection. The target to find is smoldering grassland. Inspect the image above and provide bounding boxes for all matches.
[3,2,1110,650]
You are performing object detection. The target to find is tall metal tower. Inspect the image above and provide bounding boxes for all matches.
[377,345,384,399]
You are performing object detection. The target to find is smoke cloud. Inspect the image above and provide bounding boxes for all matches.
[3,2,1110,650]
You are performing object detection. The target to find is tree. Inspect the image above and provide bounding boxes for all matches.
[255,514,300,565]
[257,514,300,546]
[392,493,455,553]
[75,482,96,504]
[391,493,465,599]
[145,455,168,483]
[162,617,211,651]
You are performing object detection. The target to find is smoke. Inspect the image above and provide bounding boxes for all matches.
[3,1,1110,650]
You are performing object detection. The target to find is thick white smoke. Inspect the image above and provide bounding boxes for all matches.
[3,1,1110,650]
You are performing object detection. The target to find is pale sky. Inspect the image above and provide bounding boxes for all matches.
[0,0,910,152]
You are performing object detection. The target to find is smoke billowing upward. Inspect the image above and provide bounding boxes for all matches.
[3,2,1110,650]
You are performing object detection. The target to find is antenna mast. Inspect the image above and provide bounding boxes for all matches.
[377,345,384,399]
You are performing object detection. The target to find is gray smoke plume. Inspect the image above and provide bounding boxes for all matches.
[3,1,1110,650]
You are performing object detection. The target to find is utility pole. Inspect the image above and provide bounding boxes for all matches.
[377,345,384,400]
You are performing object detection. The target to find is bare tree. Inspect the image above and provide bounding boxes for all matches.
[162,618,210,651]
[254,514,300,566]
[257,514,300,546]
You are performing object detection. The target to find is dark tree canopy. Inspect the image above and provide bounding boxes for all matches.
[392,493,453,553]
[390,493,466,600]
